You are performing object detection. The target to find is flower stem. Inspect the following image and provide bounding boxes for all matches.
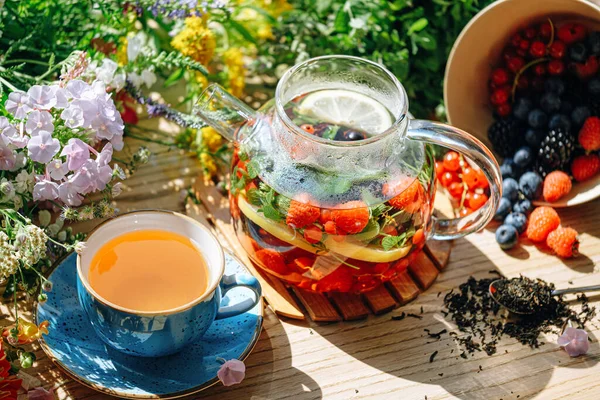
[0,76,20,92]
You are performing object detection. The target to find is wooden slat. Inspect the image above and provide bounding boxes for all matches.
[292,288,342,322]
[409,251,439,289]
[363,285,398,315]
[425,241,452,270]
[387,270,420,304]
[328,292,370,321]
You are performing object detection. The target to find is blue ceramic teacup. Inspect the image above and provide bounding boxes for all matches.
[76,210,261,357]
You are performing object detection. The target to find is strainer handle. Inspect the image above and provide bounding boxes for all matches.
[407,119,502,240]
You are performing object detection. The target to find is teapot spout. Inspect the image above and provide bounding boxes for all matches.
[193,84,256,143]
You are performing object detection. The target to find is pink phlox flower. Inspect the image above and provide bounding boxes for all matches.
[71,159,112,194]
[58,179,83,206]
[60,138,90,170]
[52,85,69,109]
[558,327,589,357]
[0,138,16,171]
[60,106,84,129]
[25,110,54,136]
[217,359,246,386]
[97,143,113,167]
[28,85,57,110]
[5,91,32,118]
[33,179,59,202]
[65,80,91,100]
[47,159,69,181]
[27,130,60,164]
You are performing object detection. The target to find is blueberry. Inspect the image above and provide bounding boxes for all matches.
[589,78,600,95]
[502,178,520,202]
[513,97,533,120]
[496,224,519,250]
[572,106,591,127]
[587,31,600,55]
[494,197,513,221]
[560,99,574,115]
[540,93,561,114]
[338,129,366,141]
[528,109,548,128]
[513,199,533,215]
[544,78,565,95]
[504,212,528,234]
[519,171,543,200]
[548,114,572,131]
[513,146,533,168]
[525,129,544,149]
[500,158,518,179]
[569,42,588,62]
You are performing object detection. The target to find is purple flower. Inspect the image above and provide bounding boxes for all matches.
[60,138,90,170]
[58,179,83,206]
[0,139,16,171]
[217,359,245,386]
[0,119,28,149]
[558,327,589,357]
[71,159,112,194]
[97,143,113,166]
[60,106,84,128]
[28,85,57,110]
[47,159,69,180]
[5,91,32,118]
[33,180,59,202]
[52,86,69,109]
[65,80,91,99]
[27,131,60,164]
[25,110,54,136]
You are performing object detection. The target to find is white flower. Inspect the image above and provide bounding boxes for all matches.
[65,80,91,99]
[1,120,27,149]
[96,59,118,85]
[141,69,157,88]
[74,241,86,254]
[60,106,84,128]
[47,159,69,180]
[111,182,123,197]
[5,92,32,119]
[9,152,26,172]
[25,110,54,136]
[0,178,15,201]
[128,72,143,88]
[0,116,17,139]
[47,219,64,237]
[127,32,145,62]
[27,85,57,110]
[52,85,69,109]
[112,70,126,91]
[11,195,22,210]
[14,170,34,194]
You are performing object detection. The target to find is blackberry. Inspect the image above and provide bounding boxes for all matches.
[535,128,575,177]
[487,118,523,158]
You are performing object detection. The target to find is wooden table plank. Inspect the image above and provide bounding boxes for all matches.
[328,293,370,321]
[292,288,342,322]
[387,269,421,304]
[362,285,398,315]
[409,251,440,289]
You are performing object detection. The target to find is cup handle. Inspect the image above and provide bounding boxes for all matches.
[407,119,503,240]
[215,274,262,320]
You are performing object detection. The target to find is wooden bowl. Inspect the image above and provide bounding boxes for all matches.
[444,0,600,207]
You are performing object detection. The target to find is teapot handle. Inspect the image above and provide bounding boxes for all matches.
[407,119,502,240]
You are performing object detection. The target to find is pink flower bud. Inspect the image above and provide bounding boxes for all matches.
[217,359,246,386]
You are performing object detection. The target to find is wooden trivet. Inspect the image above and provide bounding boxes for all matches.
[189,178,454,322]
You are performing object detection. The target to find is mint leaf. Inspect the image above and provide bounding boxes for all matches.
[276,195,291,214]
[247,160,259,179]
[247,188,262,206]
[260,204,282,222]
[370,204,391,217]
[322,125,339,140]
[381,234,408,251]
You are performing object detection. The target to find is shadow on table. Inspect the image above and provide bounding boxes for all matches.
[196,311,323,400]
[300,238,598,400]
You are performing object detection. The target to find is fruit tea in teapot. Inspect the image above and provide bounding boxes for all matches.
[195,55,502,294]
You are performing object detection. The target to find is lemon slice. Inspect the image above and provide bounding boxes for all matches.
[238,196,411,263]
[296,89,394,134]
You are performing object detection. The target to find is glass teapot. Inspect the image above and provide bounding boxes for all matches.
[194,56,501,294]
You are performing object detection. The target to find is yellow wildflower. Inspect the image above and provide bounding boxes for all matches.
[222,47,245,97]
[200,152,218,177]
[196,71,209,90]
[116,36,129,66]
[3,319,49,345]
[258,0,292,17]
[171,17,216,65]
[257,24,275,41]
[201,127,223,152]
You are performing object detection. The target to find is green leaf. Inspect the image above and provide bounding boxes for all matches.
[370,204,391,217]
[247,188,262,207]
[247,160,259,179]
[276,195,291,214]
[322,125,339,140]
[408,18,428,34]
[334,7,350,32]
[260,204,282,222]
[164,68,185,87]
[228,20,257,45]
[381,234,407,251]
[316,0,333,14]
[240,5,277,23]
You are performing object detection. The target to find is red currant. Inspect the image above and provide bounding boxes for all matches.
[490,86,510,106]
[459,207,474,217]
[517,75,529,90]
[557,23,586,45]
[468,192,488,210]
[524,27,537,39]
[448,182,464,200]
[491,68,510,85]
[529,41,546,58]
[548,59,565,75]
[503,48,517,63]
[575,55,599,79]
[516,48,527,57]
[511,33,522,47]
[507,57,525,73]
[496,103,512,117]
[533,63,546,76]
[519,39,530,51]
[476,169,489,189]
[443,151,461,171]
[462,167,480,189]
[435,160,445,179]
[440,171,460,187]
[539,22,552,39]
[549,41,566,58]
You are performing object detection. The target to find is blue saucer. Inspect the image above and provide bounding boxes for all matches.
[35,251,263,399]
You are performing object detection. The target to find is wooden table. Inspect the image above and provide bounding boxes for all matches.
[8,121,600,399]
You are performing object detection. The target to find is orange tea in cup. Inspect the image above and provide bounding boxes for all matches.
[89,229,209,312]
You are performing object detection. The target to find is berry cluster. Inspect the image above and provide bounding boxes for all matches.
[435,151,490,215]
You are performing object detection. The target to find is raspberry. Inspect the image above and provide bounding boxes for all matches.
[542,171,572,203]
[525,206,561,242]
[286,197,320,228]
[385,179,424,213]
[255,249,288,275]
[578,117,600,151]
[547,227,579,258]
[557,23,586,45]
[323,220,338,235]
[331,201,370,234]
[571,154,600,182]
